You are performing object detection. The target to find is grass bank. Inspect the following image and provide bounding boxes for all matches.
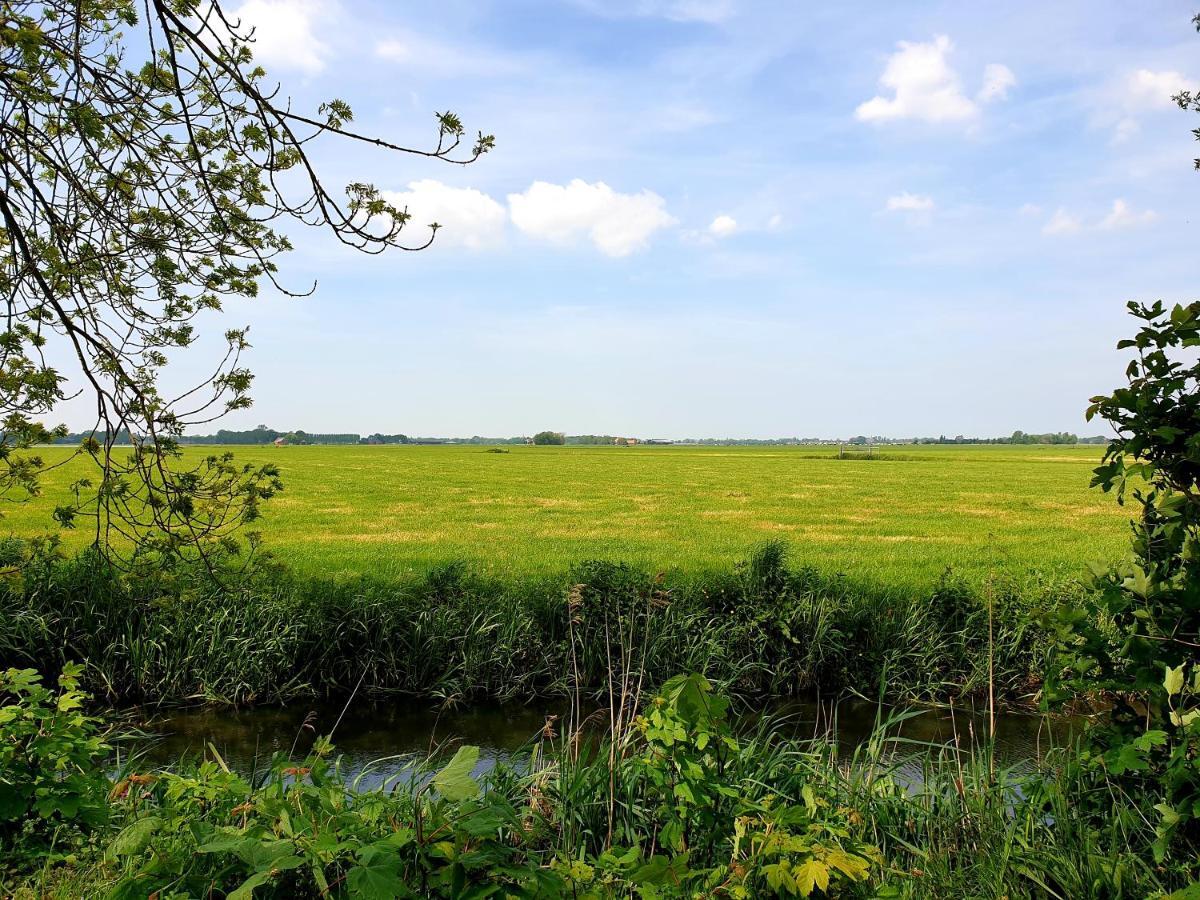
[0,542,1081,707]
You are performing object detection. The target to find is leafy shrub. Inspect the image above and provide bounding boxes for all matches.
[1047,301,1200,881]
[0,664,110,868]
[627,674,877,896]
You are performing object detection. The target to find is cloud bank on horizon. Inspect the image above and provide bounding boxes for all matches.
[84,0,1200,438]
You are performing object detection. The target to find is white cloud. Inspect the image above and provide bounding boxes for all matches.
[1037,200,1157,235]
[1125,69,1197,110]
[1104,69,1198,140]
[885,192,934,213]
[767,213,784,230]
[708,214,738,237]
[508,180,677,257]
[571,0,734,23]
[1112,117,1140,143]
[226,0,332,75]
[1042,208,1082,236]
[382,180,506,250]
[374,32,523,77]
[1099,198,1157,230]
[1018,203,1042,216]
[856,35,1012,126]
[978,63,1016,103]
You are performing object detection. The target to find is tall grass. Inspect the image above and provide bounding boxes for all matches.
[15,679,1180,898]
[0,542,1081,708]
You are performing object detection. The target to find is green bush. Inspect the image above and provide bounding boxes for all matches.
[0,664,111,870]
[1047,300,1200,884]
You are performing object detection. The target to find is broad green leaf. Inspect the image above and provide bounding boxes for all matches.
[198,829,259,855]
[795,858,830,896]
[632,855,671,884]
[1166,664,1186,697]
[1171,708,1200,727]
[347,855,408,899]
[801,784,817,812]
[227,869,274,900]
[824,849,870,880]
[1155,802,1182,828]
[632,853,690,886]
[232,838,303,872]
[107,815,162,858]
[1132,729,1168,751]
[432,745,480,802]
[763,862,795,893]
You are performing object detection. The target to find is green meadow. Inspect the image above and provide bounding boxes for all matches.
[7,442,1128,588]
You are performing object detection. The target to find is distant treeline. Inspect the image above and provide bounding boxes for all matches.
[180,428,360,445]
[50,427,360,446]
[46,427,1108,447]
[911,431,1105,445]
[678,431,1106,446]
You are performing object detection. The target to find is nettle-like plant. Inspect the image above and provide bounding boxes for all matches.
[1048,301,1200,863]
[629,674,877,897]
[0,665,111,864]
[103,741,562,899]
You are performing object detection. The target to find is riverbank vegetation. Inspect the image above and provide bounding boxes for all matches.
[0,541,1069,707]
[0,667,1186,898]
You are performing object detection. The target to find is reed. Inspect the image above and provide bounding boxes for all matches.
[0,543,1080,707]
[6,671,1182,898]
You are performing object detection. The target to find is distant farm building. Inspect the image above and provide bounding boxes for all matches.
[273,437,287,446]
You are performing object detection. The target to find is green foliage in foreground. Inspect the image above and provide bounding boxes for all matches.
[1,668,1190,898]
[0,665,110,869]
[1046,301,1200,873]
[0,542,1075,706]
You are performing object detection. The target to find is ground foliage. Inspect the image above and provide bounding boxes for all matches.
[0,667,1187,898]
[0,541,1066,707]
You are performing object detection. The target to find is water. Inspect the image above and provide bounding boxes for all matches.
[130,699,561,789]
[127,695,1078,789]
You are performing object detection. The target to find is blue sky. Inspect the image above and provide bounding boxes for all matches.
[114,0,1200,437]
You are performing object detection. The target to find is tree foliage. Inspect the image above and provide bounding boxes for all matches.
[0,1,491,564]
[1175,12,1200,170]
[1048,301,1200,871]
[533,430,566,445]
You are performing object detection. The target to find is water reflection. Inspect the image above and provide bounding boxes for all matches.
[130,696,1079,790]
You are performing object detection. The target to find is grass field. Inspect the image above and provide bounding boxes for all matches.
[5,442,1129,589]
